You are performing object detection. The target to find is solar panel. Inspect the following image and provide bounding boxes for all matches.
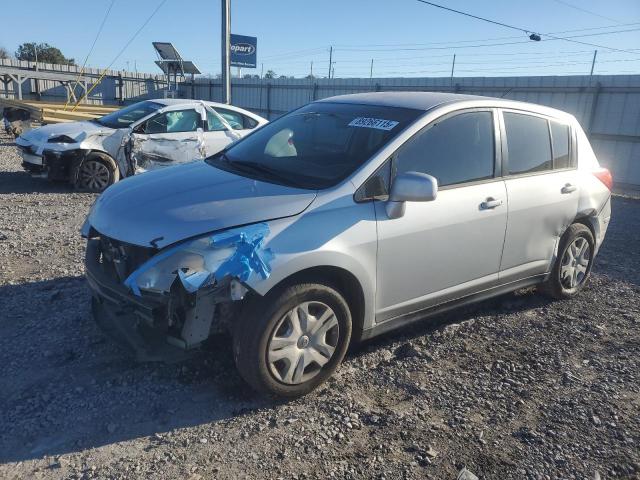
[153,42,181,61]
[155,60,201,75]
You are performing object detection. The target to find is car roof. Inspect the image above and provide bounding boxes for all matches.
[316,91,572,120]
[147,98,265,120]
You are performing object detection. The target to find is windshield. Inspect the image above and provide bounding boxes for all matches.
[206,102,422,189]
[94,101,163,129]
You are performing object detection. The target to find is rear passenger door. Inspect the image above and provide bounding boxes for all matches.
[498,110,579,282]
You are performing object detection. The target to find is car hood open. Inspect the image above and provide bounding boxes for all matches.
[88,161,317,249]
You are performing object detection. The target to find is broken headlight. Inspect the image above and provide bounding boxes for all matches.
[123,223,273,297]
[125,236,235,296]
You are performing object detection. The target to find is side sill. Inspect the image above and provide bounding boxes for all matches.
[360,274,546,341]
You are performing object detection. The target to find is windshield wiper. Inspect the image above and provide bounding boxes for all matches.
[231,161,295,186]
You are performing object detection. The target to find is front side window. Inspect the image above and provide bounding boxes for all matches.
[394,111,495,187]
[206,102,422,189]
[144,109,201,134]
[551,120,571,169]
[504,112,552,175]
[95,101,163,129]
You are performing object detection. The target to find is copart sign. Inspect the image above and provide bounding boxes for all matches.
[231,34,257,68]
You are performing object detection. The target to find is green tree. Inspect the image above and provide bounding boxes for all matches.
[0,46,9,59]
[15,42,74,65]
[264,69,277,79]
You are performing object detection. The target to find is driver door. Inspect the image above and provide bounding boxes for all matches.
[128,105,206,172]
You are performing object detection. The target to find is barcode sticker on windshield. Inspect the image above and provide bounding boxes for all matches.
[348,117,399,131]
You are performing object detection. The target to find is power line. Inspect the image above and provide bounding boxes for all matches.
[549,0,623,24]
[64,0,115,109]
[71,0,168,109]
[414,0,638,53]
[336,27,640,52]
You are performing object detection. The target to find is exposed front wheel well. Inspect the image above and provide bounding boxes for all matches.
[261,266,366,343]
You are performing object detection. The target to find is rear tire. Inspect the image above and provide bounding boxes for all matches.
[541,223,595,299]
[233,283,352,398]
[76,153,119,192]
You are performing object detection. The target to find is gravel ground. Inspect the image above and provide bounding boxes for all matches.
[0,129,638,480]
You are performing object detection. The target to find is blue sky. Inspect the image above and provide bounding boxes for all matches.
[2,0,639,78]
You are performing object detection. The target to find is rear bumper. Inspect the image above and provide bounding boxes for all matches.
[594,195,612,255]
[85,239,191,362]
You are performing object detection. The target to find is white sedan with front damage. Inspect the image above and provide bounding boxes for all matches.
[15,99,267,192]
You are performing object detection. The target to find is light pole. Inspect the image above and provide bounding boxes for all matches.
[221,0,231,103]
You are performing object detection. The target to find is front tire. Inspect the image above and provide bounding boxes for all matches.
[233,283,352,398]
[76,153,119,192]
[542,223,595,299]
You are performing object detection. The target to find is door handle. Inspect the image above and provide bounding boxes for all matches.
[480,197,503,210]
[561,183,577,194]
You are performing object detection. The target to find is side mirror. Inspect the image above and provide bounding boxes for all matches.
[386,171,438,219]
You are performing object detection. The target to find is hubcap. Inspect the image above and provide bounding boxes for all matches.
[560,237,591,289]
[78,160,110,191]
[267,301,340,385]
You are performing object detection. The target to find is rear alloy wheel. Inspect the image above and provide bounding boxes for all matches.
[234,283,352,397]
[541,223,595,299]
[76,154,118,192]
[560,237,591,289]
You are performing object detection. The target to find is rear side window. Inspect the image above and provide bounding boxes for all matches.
[207,110,226,131]
[504,112,552,175]
[215,107,259,130]
[551,121,571,169]
[395,111,495,187]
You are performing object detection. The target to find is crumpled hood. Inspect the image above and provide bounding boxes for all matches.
[19,120,113,145]
[88,161,317,248]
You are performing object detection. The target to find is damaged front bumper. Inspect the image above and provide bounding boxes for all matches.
[84,223,273,361]
[85,239,235,361]
[19,145,85,183]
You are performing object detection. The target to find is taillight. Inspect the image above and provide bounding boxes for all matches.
[593,168,613,191]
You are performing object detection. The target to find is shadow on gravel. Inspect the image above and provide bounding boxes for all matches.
[0,276,276,464]
[0,171,75,194]
[0,274,549,464]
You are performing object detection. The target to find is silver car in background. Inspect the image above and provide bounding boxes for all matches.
[82,92,612,397]
[16,99,267,191]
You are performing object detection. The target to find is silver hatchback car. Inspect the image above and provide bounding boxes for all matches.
[82,92,612,397]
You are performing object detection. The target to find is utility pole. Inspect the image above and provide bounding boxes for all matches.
[260,63,264,79]
[450,54,456,87]
[310,61,313,78]
[590,50,598,77]
[328,46,333,79]
[221,0,231,104]
[370,58,373,80]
